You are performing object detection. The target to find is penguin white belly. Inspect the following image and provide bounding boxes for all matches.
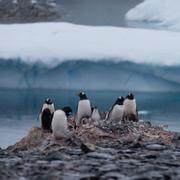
[52,110,68,139]
[76,100,91,125]
[123,99,136,115]
[108,105,124,121]
[91,109,101,122]
[42,104,55,114]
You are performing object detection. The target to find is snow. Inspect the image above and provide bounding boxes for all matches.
[125,0,180,31]
[0,22,180,66]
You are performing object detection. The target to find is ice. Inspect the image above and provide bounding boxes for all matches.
[126,0,180,31]
[0,60,180,91]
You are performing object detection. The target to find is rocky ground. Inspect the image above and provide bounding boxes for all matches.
[1,120,180,180]
[0,0,62,23]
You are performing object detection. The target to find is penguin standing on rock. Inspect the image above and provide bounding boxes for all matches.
[52,106,72,139]
[107,96,124,123]
[91,106,101,123]
[39,98,55,131]
[123,93,138,122]
[75,92,91,126]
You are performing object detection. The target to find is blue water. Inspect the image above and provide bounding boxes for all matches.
[0,89,180,148]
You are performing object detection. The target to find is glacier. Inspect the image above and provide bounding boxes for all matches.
[125,0,180,31]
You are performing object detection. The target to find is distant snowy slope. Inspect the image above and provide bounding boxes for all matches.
[0,23,180,65]
[126,0,180,31]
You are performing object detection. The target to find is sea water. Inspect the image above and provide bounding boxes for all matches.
[0,89,180,148]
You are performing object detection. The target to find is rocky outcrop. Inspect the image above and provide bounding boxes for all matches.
[1,121,180,179]
[0,0,61,22]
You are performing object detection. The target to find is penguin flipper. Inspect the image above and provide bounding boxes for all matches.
[106,106,113,121]
[37,107,42,122]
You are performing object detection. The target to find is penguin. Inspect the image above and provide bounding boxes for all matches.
[91,106,101,123]
[123,93,138,122]
[106,96,124,123]
[51,106,72,139]
[75,92,91,126]
[39,98,55,130]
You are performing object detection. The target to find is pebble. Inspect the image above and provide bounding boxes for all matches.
[99,164,118,172]
[1,122,180,179]
[145,144,167,151]
[103,172,129,179]
[87,152,114,160]
[80,143,96,153]
[66,149,83,155]
[45,151,64,161]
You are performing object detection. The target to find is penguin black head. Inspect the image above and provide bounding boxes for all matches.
[61,106,72,117]
[115,96,124,105]
[126,93,134,100]
[45,98,53,105]
[77,92,88,100]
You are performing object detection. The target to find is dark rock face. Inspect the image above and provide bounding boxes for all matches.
[0,0,61,22]
[1,122,180,179]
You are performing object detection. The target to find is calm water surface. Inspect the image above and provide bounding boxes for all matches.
[0,89,180,148]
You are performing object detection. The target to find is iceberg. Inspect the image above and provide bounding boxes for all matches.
[1,59,180,91]
[0,22,180,65]
[125,0,180,31]
[0,22,180,91]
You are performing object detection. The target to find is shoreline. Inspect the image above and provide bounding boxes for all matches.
[1,120,180,179]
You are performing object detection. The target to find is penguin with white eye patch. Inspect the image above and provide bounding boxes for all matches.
[39,98,55,131]
[91,106,101,123]
[107,96,124,123]
[123,93,138,122]
[52,106,72,139]
[75,92,91,126]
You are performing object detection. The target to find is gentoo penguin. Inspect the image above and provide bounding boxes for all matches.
[39,98,55,130]
[52,106,72,139]
[91,106,101,122]
[123,93,138,121]
[107,96,124,123]
[75,92,91,126]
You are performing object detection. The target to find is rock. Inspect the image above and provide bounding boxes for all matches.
[0,0,61,22]
[119,149,135,154]
[144,154,157,159]
[130,175,151,180]
[66,149,83,156]
[87,152,114,160]
[2,117,180,179]
[80,143,96,153]
[103,172,129,179]
[98,147,118,155]
[45,151,65,161]
[0,148,4,155]
[99,164,118,172]
[0,157,22,165]
[172,133,180,142]
[7,127,51,152]
[145,144,167,151]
